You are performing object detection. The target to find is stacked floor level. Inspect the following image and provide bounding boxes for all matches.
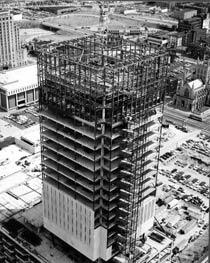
[38,35,168,262]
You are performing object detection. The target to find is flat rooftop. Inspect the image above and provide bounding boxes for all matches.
[20,124,40,144]
[0,119,40,142]
[0,64,38,92]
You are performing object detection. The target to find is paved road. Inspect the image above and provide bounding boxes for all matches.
[163,106,210,133]
[111,13,177,27]
[41,21,91,36]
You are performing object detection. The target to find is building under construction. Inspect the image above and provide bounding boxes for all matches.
[38,35,169,263]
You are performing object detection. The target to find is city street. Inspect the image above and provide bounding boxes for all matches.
[163,105,210,133]
[111,13,177,27]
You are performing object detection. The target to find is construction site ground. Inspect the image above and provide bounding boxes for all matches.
[176,227,209,263]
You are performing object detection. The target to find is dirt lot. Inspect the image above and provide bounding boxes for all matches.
[36,30,83,42]
[45,11,147,30]
[174,228,209,263]
[51,14,99,28]
[20,28,54,42]
[2,105,39,130]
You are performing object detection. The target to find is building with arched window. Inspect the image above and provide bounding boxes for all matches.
[173,60,210,112]
[174,79,207,111]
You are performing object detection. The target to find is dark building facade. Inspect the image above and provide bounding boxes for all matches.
[0,227,43,263]
[178,16,203,32]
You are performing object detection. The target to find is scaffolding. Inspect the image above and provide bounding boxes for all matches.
[38,35,168,262]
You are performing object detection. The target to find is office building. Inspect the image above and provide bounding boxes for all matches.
[0,64,38,111]
[147,31,169,47]
[0,10,27,70]
[38,35,168,262]
[178,16,203,33]
[172,8,197,20]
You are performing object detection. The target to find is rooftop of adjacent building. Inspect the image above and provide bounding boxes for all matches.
[148,30,169,39]
[0,64,38,92]
[0,202,89,263]
[177,8,197,13]
[180,15,202,23]
[0,10,12,17]
[20,123,40,143]
[167,31,186,37]
[168,58,196,79]
[188,79,203,90]
[0,9,9,14]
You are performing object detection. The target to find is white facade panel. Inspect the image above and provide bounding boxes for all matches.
[136,196,156,236]
[43,181,112,261]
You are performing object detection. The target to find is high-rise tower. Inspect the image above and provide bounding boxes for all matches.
[38,35,168,262]
[0,10,27,70]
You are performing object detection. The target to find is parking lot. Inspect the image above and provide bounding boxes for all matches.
[156,123,209,261]
[159,126,210,201]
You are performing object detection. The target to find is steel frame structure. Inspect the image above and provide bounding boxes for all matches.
[38,35,168,262]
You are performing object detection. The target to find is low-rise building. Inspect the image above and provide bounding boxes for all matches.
[174,60,210,112]
[147,31,169,47]
[0,64,38,111]
[203,13,210,33]
[166,214,180,228]
[192,28,207,43]
[174,78,207,112]
[15,125,40,154]
[178,16,203,32]
[11,11,22,21]
[172,9,197,20]
[168,32,185,47]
